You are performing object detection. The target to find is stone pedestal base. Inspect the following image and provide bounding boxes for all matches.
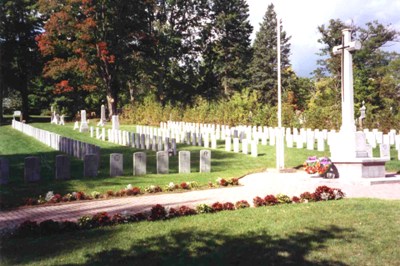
[333,158,388,179]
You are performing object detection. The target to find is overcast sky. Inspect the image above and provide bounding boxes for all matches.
[247,0,400,77]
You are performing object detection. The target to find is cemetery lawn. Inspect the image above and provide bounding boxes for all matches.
[1,198,399,265]
[1,122,400,208]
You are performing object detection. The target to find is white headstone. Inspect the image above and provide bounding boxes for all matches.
[112,115,119,130]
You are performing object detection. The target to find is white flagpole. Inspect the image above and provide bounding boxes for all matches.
[276,15,284,171]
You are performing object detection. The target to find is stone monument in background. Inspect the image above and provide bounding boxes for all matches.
[79,110,89,132]
[97,104,106,126]
[330,29,388,180]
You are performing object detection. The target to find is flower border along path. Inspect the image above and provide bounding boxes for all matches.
[9,185,344,237]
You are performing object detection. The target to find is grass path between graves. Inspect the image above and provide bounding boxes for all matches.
[1,122,399,208]
[1,198,399,265]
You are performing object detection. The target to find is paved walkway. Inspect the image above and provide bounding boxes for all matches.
[1,170,400,230]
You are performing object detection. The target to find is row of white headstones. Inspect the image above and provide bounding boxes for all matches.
[82,115,399,160]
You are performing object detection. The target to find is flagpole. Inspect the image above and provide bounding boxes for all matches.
[276,14,284,171]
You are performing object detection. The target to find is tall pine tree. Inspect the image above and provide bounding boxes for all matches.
[211,0,252,96]
[248,4,291,105]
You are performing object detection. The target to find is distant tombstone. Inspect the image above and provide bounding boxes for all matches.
[79,110,89,132]
[97,104,106,126]
[0,158,10,185]
[306,133,315,150]
[157,151,169,174]
[317,134,325,152]
[186,132,191,145]
[133,152,146,175]
[211,135,217,149]
[110,153,123,177]
[198,134,203,146]
[90,127,94,138]
[84,154,98,177]
[366,144,373,158]
[152,136,157,151]
[179,151,191,173]
[171,138,177,156]
[286,134,293,148]
[261,133,267,145]
[140,134,146,149]
[269,130,275,146]
[355,132,369,158]
[296,135,303,149]
[225,137,231,152]
[157,136,163,151]
[200,150,211,173]
[111,115,120,130]
[191,133,197,146]
[59,115,65,125]
[251,141,258,157]
[242,139,248,154]
[55,155,70,180]
[379,144,390,159]
[135,133,140,148]
[233,138,240,153]
[24,156,40,182]
[73,121,79,130]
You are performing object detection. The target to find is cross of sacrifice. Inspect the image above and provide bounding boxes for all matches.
[332,29,361,133]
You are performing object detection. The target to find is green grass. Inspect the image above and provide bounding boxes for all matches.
[0,199,399,265]
[0,122,330,208]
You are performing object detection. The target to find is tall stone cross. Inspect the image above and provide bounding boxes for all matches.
[332,29,361,134]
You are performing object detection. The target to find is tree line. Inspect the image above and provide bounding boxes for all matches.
[1,0,399,130]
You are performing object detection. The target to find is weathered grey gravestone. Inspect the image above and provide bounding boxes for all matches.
[157,151,169,174]
[0,158,10,185]
[55,155,70,180]
[133,152,146,175]
[110,153,123,177]
[24,156,40,182]
[200,150,211,173]
[84,154,98,177]
[179,151,191,173]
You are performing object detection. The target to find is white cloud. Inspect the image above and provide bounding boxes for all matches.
[247,0,400,77]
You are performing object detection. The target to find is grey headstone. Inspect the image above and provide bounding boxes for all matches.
[198,134,202,146]
[140,134,146,149]
[164,137,170,151]
[110,153,123,177]
[84,154,98,177]
[171,138,177,156]
[0,158,10,185]
[133,152,146,175]
[233,130,238,138]
[200,150,211,173]
[152,136,157,151]
[191,133,197,146]
[135,133,140,148]
[55,155,70,180]
[179,151,191,173]
[186,132,191,145]
[157,136,163,151]
[157,151,169,174]
[24,156,40,182]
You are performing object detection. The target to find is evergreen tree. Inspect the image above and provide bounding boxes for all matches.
[0,0,43,121]
[211,0,253,96]
[248,4,291,105]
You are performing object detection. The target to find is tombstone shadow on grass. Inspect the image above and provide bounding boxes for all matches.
[72,225,352,265]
